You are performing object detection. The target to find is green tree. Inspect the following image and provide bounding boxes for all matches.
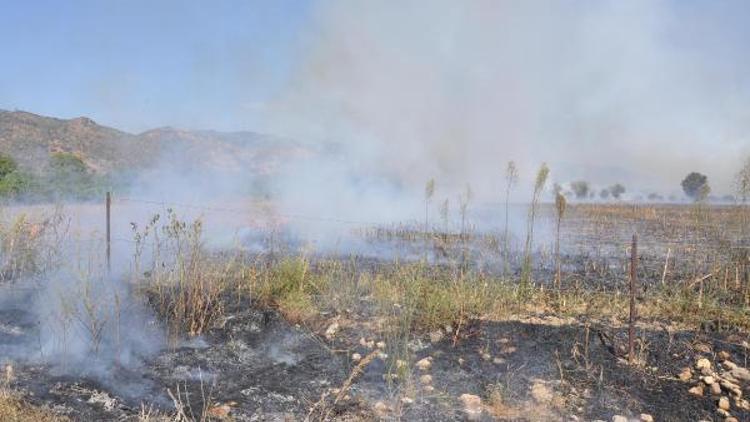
[681,172,710,202]
[570,180,589,199]
[47,152,95,198]
[0,154,18,178]
[610,183,626,199]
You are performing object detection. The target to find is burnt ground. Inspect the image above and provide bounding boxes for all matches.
[4,291,750,421]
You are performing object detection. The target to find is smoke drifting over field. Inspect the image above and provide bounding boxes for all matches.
[260,0,750,200]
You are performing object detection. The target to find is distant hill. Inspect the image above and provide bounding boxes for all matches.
[0,110,310,176]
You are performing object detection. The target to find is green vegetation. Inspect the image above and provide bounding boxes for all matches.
[0,152,111,201]
[681,172,711,202]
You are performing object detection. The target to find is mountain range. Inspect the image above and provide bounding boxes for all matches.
[0,109,310,176]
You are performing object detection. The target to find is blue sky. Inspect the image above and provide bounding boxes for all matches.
[0,0,315,132]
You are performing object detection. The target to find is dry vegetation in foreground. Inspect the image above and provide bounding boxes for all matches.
[1,200,750,420]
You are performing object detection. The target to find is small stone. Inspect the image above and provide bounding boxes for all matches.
[352,353,362,362]
[480,352,491,361]
[720,380,742,397]
[725,417,739,422]
[689,385,705,396]
[696,358,712,371]
[718,351,731,361]
[728,366,750,382]
[207,404,231,418]
[376,341,386,349]
[678,367,693,382]
[359,338,374,349]
[639,414,654,422]
[420,374,433,385]
[493,357,506,365]
[444,324,454,334]
[612,416,628,422]
[416,357,433,371]
[458,357,465,365]
[423,385,435,393]
[373,401,390,417]
[711,382,722,395]
[400,397,414,406]
[703,376,716,385]
[723,360,738,370]
[429,330,444,343]
[736,398,750,410]
[324,322,339,339]
[531,382,554,404]
[695,342,712,353]
[717,408,730,417]
[459,394,482,421]
[718,396,731,411]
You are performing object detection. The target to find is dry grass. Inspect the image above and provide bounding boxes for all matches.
[0,389,68,422]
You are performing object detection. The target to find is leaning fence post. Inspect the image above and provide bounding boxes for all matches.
[628,233,637,364]
[106,191,111,274]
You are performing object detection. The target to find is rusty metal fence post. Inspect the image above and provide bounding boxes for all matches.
[106,191,111,274]
[628,234,637,364]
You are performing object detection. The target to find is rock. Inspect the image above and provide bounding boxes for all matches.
[359,338,374,349]
[373,401,390,417]
[352,353,362,362]
[458,357,465,365]
[480,352,492,361]
[718,351,731,361]
[717,408,730,417]
[696,358,712,371]
[689,385,705,396]
[400,397,414,406]
[376,341,386,349]
[429,330,444,343]
[728,366,750,382]
[723,360,738,370]
[324,322,339,339]
[444,324,454,334]
[711,382,722,396]
[612,416,628,422]
[718,396,731,411]
[695,342,712,353]
[720,380,742,397]
[416,357,433,371]
[639,414,654,422]
[459,394,483,421]
[420,374,433,385]
[736,398,750,410]
[493,357,506,365]
[207,404,232,419]
[724,417,738,422]
[678,367,693,382]
[703,376,716,385]
[531,382,554,404]
[423,385,435,393]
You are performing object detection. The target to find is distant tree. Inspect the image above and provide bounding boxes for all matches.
[599,189,610,200]
[0,154,18,178]
[0,154,33,198]
[736,156,750,203]
[610,183,626,199]
[681,172,710,201]
[570,180,589,199]
[647,193,663,202]
[47,152,94,198]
